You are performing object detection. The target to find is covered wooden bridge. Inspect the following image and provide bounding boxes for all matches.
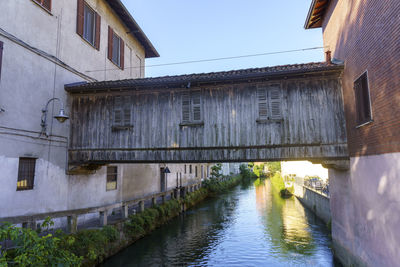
[65,62,348,170]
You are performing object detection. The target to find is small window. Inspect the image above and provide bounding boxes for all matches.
[257,85,282,121]
[354,72,372,126]
[108,27,125,69]
[184,164,187,174]
[106,166,117,191]
[181,90,202,124]
[201,165,204,179]
[195,166,198,178]
[33,0,51,12]
[77,0,101,50]
[17,158,36,191]
[189,165,192,174]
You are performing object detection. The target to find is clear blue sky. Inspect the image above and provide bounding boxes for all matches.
[122,0,324,77]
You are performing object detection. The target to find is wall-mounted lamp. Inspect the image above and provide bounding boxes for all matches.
[40,98,69,137]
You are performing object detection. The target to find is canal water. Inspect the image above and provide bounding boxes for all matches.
[102,179,337,266]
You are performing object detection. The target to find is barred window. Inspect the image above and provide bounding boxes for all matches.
[106,166,117,191]
[17,158,36,191]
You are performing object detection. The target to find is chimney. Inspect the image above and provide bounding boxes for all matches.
[325,50,332,64]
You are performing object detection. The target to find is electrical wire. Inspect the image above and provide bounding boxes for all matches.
[85,46,326,73]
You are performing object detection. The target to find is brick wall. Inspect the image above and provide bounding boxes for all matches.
[322,0,400,156]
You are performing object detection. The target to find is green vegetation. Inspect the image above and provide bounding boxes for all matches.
[265,162,281,176]
[0,218,82,266]
[270,172,294,198]
[253,164,266,178]
[0,169,250,266]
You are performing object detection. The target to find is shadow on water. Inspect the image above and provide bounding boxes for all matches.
[102,179,337,266]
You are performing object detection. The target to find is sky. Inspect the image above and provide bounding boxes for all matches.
[121,0,324,78]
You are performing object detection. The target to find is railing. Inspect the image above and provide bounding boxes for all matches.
[0,182,203,233]
[294,176,329,197]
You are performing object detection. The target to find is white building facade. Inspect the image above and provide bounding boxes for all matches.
[0,0,206,220]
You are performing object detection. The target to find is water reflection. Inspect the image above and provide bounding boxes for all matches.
[102,179,335,266]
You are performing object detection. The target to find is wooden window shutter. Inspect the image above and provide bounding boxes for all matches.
[257,87,268,119]
[269,86,282,119]
[123,96,131,125]
[182,91,191,123]
[76,0,84,36]
[43,0,51,11]
[120,39,125,70]
[95,12,101,50]
[0,41,3,80]
[108,26,113,61]
[114,96,122,125]
[192,90,201,121]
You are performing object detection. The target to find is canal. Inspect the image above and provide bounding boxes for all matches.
[102,179,337,266]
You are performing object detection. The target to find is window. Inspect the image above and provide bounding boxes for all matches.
[33,0,51,12]
[0,41,3,80]
[201,165,204,179]
[195,166,198,178]
[354,72,372,126]
[77,0,101,50]
[189,165,192,174]
[181,90,202,124]
[257,84,282,121]
[17,158,36,191]
[113,96,132,130]
[106,166,117,191]
[184,164,187,174]
[108,27,125,69]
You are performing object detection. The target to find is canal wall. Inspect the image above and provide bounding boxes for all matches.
[293,181,331,224]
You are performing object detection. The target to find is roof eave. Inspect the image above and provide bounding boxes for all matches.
[305,0,318,29]
[105,0,159,58]
[304,0,330,29]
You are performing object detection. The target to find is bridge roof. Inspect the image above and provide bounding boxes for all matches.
[65,61,343,93]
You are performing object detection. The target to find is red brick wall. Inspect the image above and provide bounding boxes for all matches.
[322,0,400,157]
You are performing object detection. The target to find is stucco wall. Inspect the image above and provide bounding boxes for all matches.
[0,0,155,218]
[329,153,400,267]
[0,0,146,82]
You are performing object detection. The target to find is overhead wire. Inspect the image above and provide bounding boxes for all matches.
[85,46,326,73]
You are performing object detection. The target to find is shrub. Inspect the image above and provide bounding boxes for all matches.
[0,220,82,267]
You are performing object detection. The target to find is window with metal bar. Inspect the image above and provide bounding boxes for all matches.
[17,158,36,191]
[106,166,117,191]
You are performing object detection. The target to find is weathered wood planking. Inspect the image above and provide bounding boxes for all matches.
[68,75,348,164]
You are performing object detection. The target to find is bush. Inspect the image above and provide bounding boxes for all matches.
[270,172,293,198]
[265,162,281,176]
[0,220,82,267]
